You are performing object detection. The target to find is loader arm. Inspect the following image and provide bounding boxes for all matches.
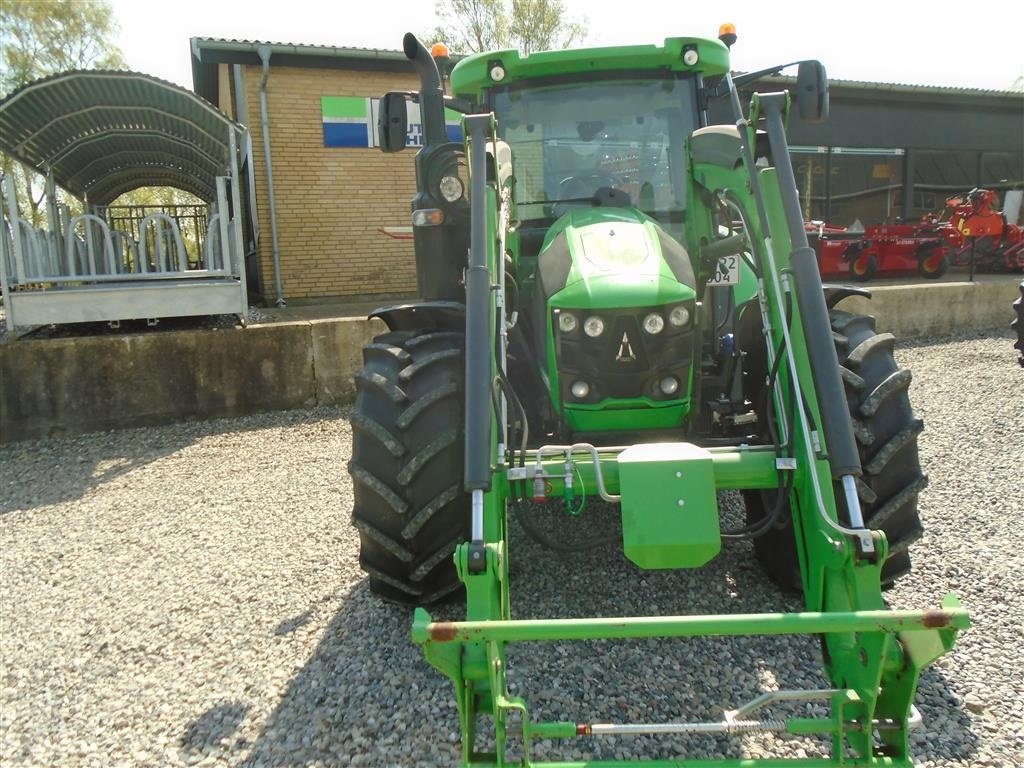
[411,93,967,767]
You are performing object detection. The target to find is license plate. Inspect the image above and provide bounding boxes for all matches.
[707,255,740,286]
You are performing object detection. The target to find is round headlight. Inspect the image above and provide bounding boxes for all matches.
[642,312,664,334]
[669,305,690,327]
[659,376,680,395]
[557,312,578,333]
[489,64,506,82]
[439,175,464,202]
[571,381,590,399]
[683,49,699,66]
[583,316,605,337]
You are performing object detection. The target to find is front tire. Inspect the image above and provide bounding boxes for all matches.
[348,330,468,605]
[745,308,926,590]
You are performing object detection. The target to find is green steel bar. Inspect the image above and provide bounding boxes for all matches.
[523,447,781,496]
[459,760,880,768]
[414,607,969,644]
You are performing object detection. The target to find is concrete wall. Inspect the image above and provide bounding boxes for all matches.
[0,317,384,443]
[1,279,1018,443]
[838,279,1018,338]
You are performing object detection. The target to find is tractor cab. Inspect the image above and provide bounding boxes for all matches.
[447,39,730,436]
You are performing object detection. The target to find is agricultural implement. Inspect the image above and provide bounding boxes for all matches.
[804,222,877,281]
[943,188,1024,273]
[349,27,968,766]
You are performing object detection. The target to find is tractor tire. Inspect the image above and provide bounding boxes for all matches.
[849,254,877,282]
[745,309,925,590]
[917,247,949,279]
[1013,280,1024,367]
[348,329,468,605]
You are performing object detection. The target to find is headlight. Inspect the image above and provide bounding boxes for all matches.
[571,381,590,399]
[659,376,680,395]
[642,312,664,334]
[669,305,690,327]
[439,175,464,202]
[583,316,605,337]
[557,312,578,333]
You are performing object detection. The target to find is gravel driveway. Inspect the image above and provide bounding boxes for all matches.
[2,331,1021,767]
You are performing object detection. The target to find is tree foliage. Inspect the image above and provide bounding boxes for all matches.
[425,0,586,55]
[1,0,125,95]
[1,1,126,225]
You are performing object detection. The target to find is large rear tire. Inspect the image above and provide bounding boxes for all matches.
[348,330,468,605]
[745,309,926,590]
[1013,280,1024,367]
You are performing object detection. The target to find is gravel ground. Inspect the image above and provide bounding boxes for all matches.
[1,330,1021,767]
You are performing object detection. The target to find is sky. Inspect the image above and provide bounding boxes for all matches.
[110,0,1024,93]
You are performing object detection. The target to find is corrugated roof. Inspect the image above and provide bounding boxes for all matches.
[0,70,244,206]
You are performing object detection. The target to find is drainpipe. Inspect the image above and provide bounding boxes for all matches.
[256,45,285,307]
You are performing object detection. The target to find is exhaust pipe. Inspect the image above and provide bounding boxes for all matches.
[403,33,448,147]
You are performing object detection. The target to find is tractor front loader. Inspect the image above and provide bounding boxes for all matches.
[348,28,968,767]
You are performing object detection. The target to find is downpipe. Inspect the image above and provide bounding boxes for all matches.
[257,45,285,307]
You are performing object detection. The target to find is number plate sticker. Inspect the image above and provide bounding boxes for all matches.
[708,255,740,286]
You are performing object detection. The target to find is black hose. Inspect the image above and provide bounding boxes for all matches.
[509,490,620,552]
[721,290,797,540]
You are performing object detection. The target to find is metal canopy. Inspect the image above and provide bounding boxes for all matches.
[0,70,242,206]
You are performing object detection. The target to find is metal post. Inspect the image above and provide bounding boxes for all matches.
[216,177,231,276]
[227,127,249,314]
[824,147,833,222]
[902,148,915,222]
[3,176,27,282]
[257,46,285,307]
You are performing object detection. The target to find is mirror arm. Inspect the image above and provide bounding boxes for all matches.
[707,60,804,99]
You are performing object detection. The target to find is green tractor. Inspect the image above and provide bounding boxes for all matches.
[348,28,968,767]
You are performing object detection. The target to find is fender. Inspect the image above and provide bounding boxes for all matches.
[369,300,465,332]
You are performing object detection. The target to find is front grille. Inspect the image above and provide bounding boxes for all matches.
[555,304,694,402]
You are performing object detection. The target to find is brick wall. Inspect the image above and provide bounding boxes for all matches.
[237,64,422,301]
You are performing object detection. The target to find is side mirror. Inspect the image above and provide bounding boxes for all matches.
[795,60,829,122]
[379,92,409,153]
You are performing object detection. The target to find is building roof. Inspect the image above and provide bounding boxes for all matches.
[190,35,1022,102]
[0,69,243,205]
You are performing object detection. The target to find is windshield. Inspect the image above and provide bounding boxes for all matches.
[492,76,697,223]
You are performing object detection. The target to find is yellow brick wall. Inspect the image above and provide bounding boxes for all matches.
[237,64,422,301]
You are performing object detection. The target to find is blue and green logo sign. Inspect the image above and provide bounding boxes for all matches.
[321,96,462,148]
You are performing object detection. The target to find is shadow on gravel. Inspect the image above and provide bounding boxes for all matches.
[0,407,343,516]
[182,701,250,761]
[239,496,978,766]
[239,582,461,767]
[911,666,979,764]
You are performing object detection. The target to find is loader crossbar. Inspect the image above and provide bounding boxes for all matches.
[413,605,969,644]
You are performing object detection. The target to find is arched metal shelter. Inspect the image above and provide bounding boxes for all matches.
[0,70,249,334]
[0,69,242,205]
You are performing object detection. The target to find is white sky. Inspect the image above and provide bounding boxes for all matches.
[111,0,1024,92]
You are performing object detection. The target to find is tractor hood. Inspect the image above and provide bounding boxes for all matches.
[537,207,696,308]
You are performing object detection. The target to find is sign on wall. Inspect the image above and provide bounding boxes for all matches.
[322,96,462,148]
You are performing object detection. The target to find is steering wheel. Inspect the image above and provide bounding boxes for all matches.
[557,171,622,201]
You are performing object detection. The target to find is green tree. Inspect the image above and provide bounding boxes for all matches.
[1,0,125,224]
[425,0,586,55]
